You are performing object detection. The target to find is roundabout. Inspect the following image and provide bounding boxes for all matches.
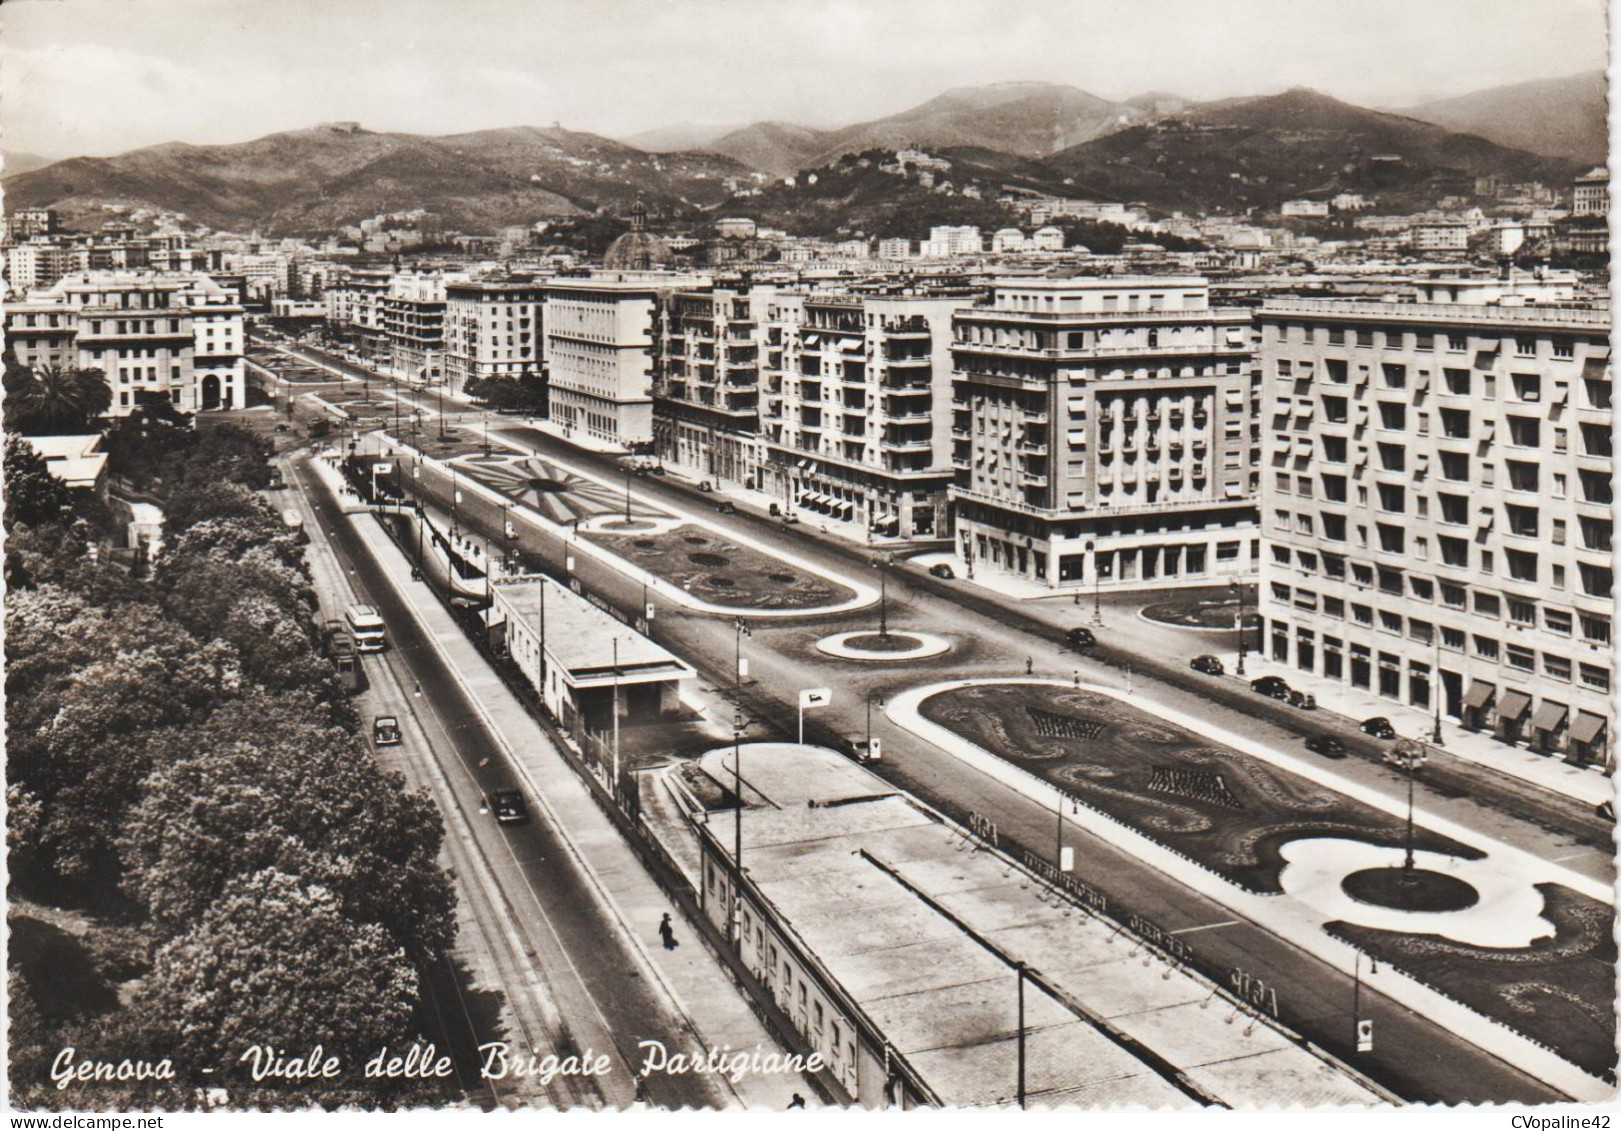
[575,513,684,536]
[1342,867,1480,913]
[816,630,951,661]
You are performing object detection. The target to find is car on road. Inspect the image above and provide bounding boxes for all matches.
[1066,627,1097,649]
[372,715,402,747]
[1361,716,1397,740]
[491,788,530,825]
[1249,675,1291,699]
[780,511,801,525]
[697,480,715,493]
[717,501,738,515]
[1598,800,1615,822]
[1190,654,1225,676]
[274,423,291,433]
[1304,734,1347,759]
[928,563,956,579]
[1289,689,1317,710]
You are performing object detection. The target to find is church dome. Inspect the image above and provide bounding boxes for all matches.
[603,229,671,270]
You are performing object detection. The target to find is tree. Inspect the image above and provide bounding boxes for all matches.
[3,361,113,434]
[138,868,428,1106]
[3,434,75,531]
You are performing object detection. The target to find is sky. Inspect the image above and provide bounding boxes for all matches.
[0,0,1608,158]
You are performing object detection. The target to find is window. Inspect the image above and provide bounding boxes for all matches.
[1439,451,1469,481]
[1504,504,1539,538]
[1545,608,1574,636]
[1580,422,1612,457]
[1377,483,1405,513]
[1504,550,1539,582]
[1508,598,1536,625]
[1505,460,1539,492]
[1379,610,1404,634]
[1442,368,1471,395]
[1580,516,1612,552]
[1321,474,1348,502]
[1376,524,1405,554]
[1580,614,1611,643]
[1322,514,1347,542]
[1438,536,1468,566]
[1322,395,1348,423]
[1579,563,1613,599]
[1579,469,1613,505]
[1473,635,1499,660]
[1352,604,1374,626]
[1442,626,1466,650]
[1352,563,1374,587]
[1579,664,1612,693]
[1378,402,1407,430]
[1552,338,1574,359]
[1544,654,1572,682]
[1505,645,1536,673]
[1324,555,1346,579]
[1582,377,1611,410]
[1325,358,1348,383]
[1323,596,1345,618]
[1514,336,1537,358]
[1440,583,1466,608]
[1447,334,1468,352]
[1474,592,1501,618]
[1322,436,1347,463]
[1506,416,1540,448]
[1411,577,1434,601]
[1377,443,1406,472]
[1381,364,1407,389]
[1511,373,1541,402]
[1438,493,1469,524]
[1439,409,1470,439]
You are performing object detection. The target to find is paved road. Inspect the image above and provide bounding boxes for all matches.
[287,451,727,1110]
[261,336,1595,1103]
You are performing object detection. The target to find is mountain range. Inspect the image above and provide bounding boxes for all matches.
[1397,69,1607,166]
[1,75,1596,239]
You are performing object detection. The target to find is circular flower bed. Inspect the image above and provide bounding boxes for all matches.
[1342,867,1480,913]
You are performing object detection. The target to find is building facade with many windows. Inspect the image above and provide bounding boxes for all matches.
[380,272,449,383]
[951,277,1260,589]
[443,279,545,396]
[1256,295,1613,767]
[760,292,970,539]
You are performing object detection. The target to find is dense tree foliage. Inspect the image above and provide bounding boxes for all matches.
[464,371,547,415]
[4,411,457,1109]
[3,355,113,434]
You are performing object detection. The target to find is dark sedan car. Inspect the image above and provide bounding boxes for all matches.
[371,715,402,747]
[1305,734,1347,759]
[1066,627,1097,649]
[1361,716,1397,740]
[1190,654,1225,676]
[491,788,530,825]
[1250,675,1291,699]
[928,563,956,579]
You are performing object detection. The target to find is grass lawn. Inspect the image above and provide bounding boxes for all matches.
[919,682,1478,893]
[585,526,854,610]
[1329,884,1617,1080]
[1141,597,1261,630]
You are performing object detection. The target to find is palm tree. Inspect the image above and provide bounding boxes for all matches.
[3,361,113,433]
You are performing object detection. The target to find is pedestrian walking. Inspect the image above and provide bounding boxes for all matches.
[787,1093,806,1109]
[658,912,678,951]
[1025,656,1034,675]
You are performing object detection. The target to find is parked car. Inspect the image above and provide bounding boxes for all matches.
[768,502,782,517]
[698,481,715,493]
[928,563,956,579]
[1289,689,1318,710]
[1190,654,1225,676]
[1597,800,1615,822]
[491,788,530,825]
[1066,627,1097,649]
[1250,675,1291,699]
[371,715,402,747]
[717,501,738,515]
[1361,716,1397,740]
[780,511,801,525]
[1304,734,1347,759]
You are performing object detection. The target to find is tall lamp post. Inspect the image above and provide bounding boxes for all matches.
[1087,540,1103,627]
[731,706,746,950]
[1430,632,1447,747]
[624,465,634,524]
[1389,738,1428,884]
[1230,578,1249,676]
[873,550,894,638]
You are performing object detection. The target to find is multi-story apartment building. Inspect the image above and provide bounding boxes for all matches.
[543,274,705,446]
[652,285,772,487]
[951,277,1260,588]
[760,291,971,539]
[380,272,448,383]
[1255,291,1613,767]
[4,271,245,415]
[7,207,59,242]
[443,279,545,396]
[323,267,392,363]
[921,225,983,258]
[1573,168,1609,217]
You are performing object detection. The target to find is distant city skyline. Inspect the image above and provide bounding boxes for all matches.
[0,0,1607,160]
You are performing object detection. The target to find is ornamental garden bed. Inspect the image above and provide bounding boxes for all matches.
[584,527,853,610]
[918,682,1479,894]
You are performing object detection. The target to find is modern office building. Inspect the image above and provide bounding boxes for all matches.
[380,272,449,383]
[443,278,545,396]
[1255,290,1613,767]
[760,291,971,539]
[652,285,772,488]
[951,277,1260,588]
[543,274,704,447]
[1573,167,1609,217]
[323,267,394,364]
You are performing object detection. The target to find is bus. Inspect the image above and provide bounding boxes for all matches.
[345,603,387,652]
[282,508,308,544]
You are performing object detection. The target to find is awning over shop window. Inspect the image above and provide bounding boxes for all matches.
[1570,711,1607,746]
[1462,680,1496,710]
[1496,688,1532,722]
[1531,701,1568,732]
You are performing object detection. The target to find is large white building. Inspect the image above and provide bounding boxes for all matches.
[951,277,1260,588]
[4,270,245,414]
[1255,291,1613,767]
[543,274,705,446]
[921,225,983,258]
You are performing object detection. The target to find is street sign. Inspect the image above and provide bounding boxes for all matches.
[799,688,832,709]
[867,737,881,761]
[645,602,655,620]
[1356,1018,1373,1053]
[373,462,393,474]
[1060,846,1074,873]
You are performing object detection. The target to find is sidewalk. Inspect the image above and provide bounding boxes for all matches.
[1225,650,1614,809]
[341,498,817,1110]
[885,676,1613,1104]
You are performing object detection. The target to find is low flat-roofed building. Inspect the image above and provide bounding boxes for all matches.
[489,576,695,733]
[20,433,109,496]
[683,743,1390,1109]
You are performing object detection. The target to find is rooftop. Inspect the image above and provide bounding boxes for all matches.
[491,576,694,684]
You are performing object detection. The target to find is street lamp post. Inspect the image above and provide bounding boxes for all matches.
[1430,633,1447,747]
[734,617,751,690]
[1087,540,1103,627]
[624,466,634,524]
[874,551,894,638]
[1231,578,1249,677]
[437,381,447,441]
[1389,739,1429,883]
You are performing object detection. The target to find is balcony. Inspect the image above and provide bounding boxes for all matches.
[1017,438,1048,455]
[882,436,933,453]
[1021,471,1049,487]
